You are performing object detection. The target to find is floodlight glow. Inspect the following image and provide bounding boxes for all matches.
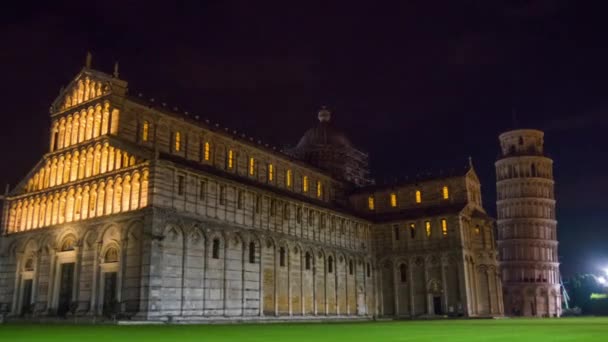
[604,268,608,277]
[598,276,607,285]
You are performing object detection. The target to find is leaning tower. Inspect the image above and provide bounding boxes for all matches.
[495,129,561,317]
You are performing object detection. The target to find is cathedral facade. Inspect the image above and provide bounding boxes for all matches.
[0,64,503,322]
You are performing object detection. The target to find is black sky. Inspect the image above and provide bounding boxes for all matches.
[1,0,607,277]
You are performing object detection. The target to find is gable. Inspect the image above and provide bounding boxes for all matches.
[51,68,128,114]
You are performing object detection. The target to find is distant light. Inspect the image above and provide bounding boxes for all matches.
[598,276,607,285]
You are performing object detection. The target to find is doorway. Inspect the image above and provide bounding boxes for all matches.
[433,296,443,315]
[57,263,75,316]
[103,272,118,317]
[21,279,33,315]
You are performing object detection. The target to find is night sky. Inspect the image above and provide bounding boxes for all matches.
[1,1,606,277]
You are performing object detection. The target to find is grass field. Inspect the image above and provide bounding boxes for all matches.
[0,317,607,342]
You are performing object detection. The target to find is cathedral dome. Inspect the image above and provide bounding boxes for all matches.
[295,108,352,149]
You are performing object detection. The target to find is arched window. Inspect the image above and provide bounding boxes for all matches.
[531,164,537,177]
[286,169,292,187]
[327,256,333,273]
[409,223,416,239]
[141,120,150,142]
[394,225,400,241]
[268,164,274,182]
[519,136,524,145]
[415,190,422,204]
[249,157,255,176]
[173,131,181,152]
[227,149,234,169]
[390,193,397,207]
[104,247,119,263]
[349,260,354,275]
[203,141,211,161]
[317,181,323,198]
[400,264,407,282]
[248,242,255,264]
[279,247,286,267]
[305,252,311,270]
[425,221,431,238]
[366,263,371,278]
[442,186,449,200]
[302,176,309,192]
[212,238,220,259]
[441,218,448,237]
[368,196,375,210]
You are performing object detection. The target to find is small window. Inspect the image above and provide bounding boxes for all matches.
[286,169,292,187]
[279,247,286,267]
[441,218,448,237]
[317,181,323,198]
[283,203,290,220]
[442,186,449,200]
[270,199,276,216]
[177,175,185,196]
[219,185,227,205]
[268,164,274,182]
[305,252,312,270]
[227,149,234,169]
[255,195,261,214]
[249,157,255,176]
[202,141,211,161]
[390,193,397,207]
[394,225,400,240]
[415,190,422,204]
[368,196,375,210]
[237,190,244,209]
[199,180,206,200]
[212,238,220,259]
[409,223,416,239]
[248,242,255,264]
[308,210,314,227]
[303,176,309,192]
[366,263,371,278]
[327,256,333,273]
[141,120,150,142]
[173,131,182,152]
[425,221,431,237]
[400,264,407,282]
[296,207,302,223]
[349,260,354,275]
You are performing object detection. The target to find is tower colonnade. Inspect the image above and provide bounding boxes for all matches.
[496,129,561,317]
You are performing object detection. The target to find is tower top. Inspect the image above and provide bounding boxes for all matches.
[318,106,331,122]
[498,129,545,157]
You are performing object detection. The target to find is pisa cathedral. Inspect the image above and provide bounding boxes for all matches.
[0,62,510,322]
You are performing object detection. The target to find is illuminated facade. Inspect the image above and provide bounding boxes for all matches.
[496,129,561,317]
[0,61,502,322]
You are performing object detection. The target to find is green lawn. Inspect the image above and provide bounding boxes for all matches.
[1,317,607,342]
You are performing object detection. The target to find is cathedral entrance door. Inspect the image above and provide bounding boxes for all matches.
[21,279,33,314]
[57,263,75,316]
[103,272,118,317]
[433,296,442,315]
